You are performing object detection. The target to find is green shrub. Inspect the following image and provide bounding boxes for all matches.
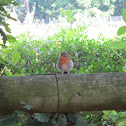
[1,25,126,76]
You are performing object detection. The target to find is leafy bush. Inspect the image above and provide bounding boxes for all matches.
[1,25,126,76]
[0,102,90,126]
[0,0,19,76]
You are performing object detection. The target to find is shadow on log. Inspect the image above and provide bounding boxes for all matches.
[0,73,126,114]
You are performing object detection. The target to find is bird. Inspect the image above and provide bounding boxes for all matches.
[57,52,74,74]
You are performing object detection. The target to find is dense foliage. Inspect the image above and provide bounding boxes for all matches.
[1,25,126,76]
[0,102,90,126]
[8,0,126,22]
[0,0,18,46]
[0,0,18,77]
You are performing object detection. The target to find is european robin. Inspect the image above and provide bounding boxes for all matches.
[57,52,74,74]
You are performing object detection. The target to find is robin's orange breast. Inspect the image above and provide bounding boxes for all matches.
[59,56,70,66]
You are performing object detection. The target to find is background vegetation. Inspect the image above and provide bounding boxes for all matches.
[7,0,126,23]
[0,0,126,126]
[1,26,126,76]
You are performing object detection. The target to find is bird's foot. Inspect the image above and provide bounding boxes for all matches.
[62,71,70,74]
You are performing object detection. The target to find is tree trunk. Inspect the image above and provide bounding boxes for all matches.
[26,0,30,15]
[0,73,126,114]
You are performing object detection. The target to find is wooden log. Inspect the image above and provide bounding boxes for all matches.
[0,73,126,114]
[0,75,58,114]
[57,73,126,112]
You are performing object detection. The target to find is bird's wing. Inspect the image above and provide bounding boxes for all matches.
[69,59,74,70]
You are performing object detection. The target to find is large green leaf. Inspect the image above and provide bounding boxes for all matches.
[0,111,23,126]
[118,120,126,126]
[0,1,11,5]
[32,113,49,123]
[60,115,67,126]
[68,113,76,123]
[122,8,126,23]
[116,117,126,123]
[102,110,117,120]
[6,34,16,43]
[20,101,33,110]
[110,114,119,121]
[109,40,126,49]
[117,26,126,36]
[0,0,19,6]
[2,21,11,33]
[75,118,90,126]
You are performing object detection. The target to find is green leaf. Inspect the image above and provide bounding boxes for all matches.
[6,34,16,43]
[7,14,17,21]
[121,111,126,116]
[117,26,126,36]
[109,40,126,49]
[2,21,11,33]
[32,113,49,123]
[110,114,119,121]
[102,110,117,120]
[11,1,19,5]
[116,117,126,123]
[51,114,58,125]
[75,118,90,126]
[12,52,21,64]
[68,113,76,123]
[122,8,126,23]
[20,101,33,110]
[0,115,14,126]
[0,111,22,126]
[102,121,107,125]
[118,120,126,126]
[60,115,67,126]
[51,118,58,125]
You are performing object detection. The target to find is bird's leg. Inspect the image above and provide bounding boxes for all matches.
[62,71,64,74]
[68,71,70,74]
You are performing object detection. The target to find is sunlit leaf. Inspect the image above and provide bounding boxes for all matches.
[118,120,126,126]
[109,40,126,49]
[2,22,11,33]
[117,26,126,36]
[6,34,16,43]
[122,8,126,23]
[102,110,117,120]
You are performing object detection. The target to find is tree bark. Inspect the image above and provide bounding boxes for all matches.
[0,73,126,114]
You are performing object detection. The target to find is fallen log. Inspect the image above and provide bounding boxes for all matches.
[0,73,126,114]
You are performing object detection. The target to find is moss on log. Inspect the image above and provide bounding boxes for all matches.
[0,73,126,114]
[0,75,58,114]
[57,73,126,112]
